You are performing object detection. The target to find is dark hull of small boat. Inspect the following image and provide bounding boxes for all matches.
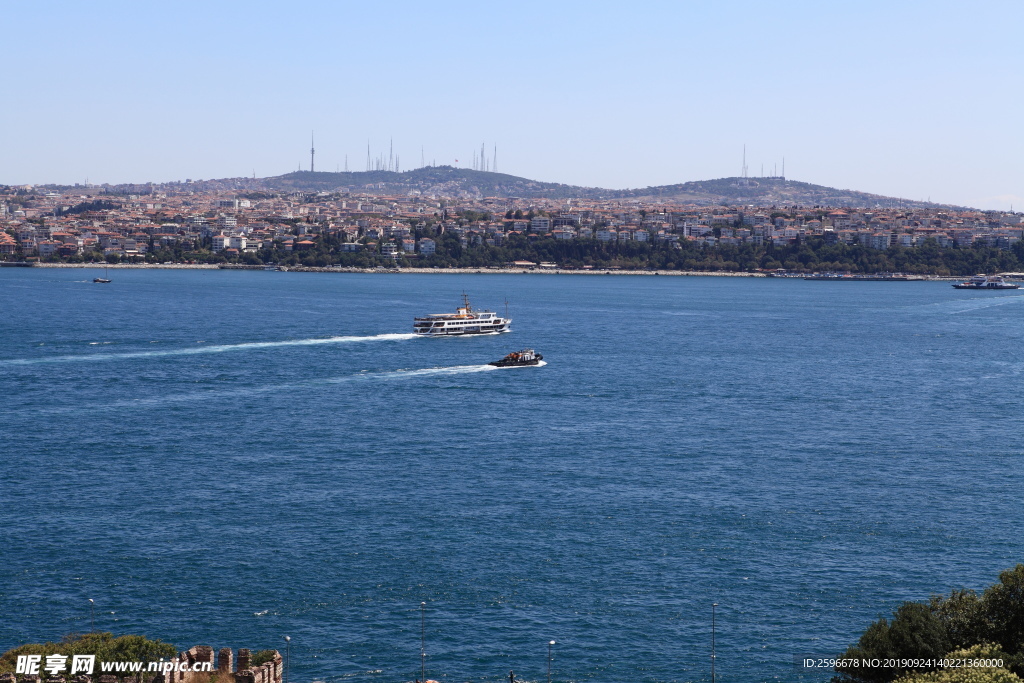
[93,278,111,283]
[488,358,542,367]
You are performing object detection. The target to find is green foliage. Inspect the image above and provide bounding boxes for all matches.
[56,199,121,216]
[895,644,1021,683]
[836,566,1024,683]
[0,632,177,676]
[838,603,949,682]
[458,210,491,222]
[931,590,991,652]
[250,651,277,668]
[28,229,1024,274]
[889,603,950,660]
[984,566,1024,658]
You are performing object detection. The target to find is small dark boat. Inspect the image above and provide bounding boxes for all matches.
[93,277,111,283]
[489,349,543,367]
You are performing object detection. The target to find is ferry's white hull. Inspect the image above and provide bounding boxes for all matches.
[414,326,511,336]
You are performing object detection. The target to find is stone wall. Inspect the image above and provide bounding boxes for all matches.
[165,647,281,683]
[229,649,283,683]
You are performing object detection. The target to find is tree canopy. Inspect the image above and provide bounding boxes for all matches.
[835,566,1024,683]
[0,632,176,675]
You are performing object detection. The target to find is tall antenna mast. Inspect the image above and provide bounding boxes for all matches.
[344,154,348,172]
[310,131,315,173]
[367,142,371,171]
[494,145,497,173]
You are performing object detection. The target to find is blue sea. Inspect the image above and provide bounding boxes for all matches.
[1,269,1022,683]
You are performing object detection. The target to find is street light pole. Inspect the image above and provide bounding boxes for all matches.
[711,603,717,683]
[420,602,426,682]
[283,636,290,683]
[547,641,555,683]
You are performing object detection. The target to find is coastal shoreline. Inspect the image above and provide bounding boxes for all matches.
[28,262,221,270]
[22,264,761,276]
[288,266,767,276]
[26,262,764,276]
[16,263,979,280]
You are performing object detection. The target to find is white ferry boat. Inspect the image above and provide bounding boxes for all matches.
[952,275,1020,290]
[413,294,511,336]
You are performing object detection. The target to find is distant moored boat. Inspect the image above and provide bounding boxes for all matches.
[952,275,1019,289]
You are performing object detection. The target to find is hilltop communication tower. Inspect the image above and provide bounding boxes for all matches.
[737,144,756,188]
[310,131,315,173]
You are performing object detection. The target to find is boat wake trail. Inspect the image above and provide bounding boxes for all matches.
[0,333,419,366]
[947,295,1024,315]
[344,364,499,381]
[7,362,527,417]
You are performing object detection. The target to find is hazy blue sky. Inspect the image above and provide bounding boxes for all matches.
[3,0,1021,209]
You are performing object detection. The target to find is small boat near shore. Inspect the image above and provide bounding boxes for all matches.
[488,349,543,367]
[952,275,1019,290]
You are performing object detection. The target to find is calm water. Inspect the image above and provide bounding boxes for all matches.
[1,269,1022,683]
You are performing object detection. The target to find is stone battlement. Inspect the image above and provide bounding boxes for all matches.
[162,647,282,683]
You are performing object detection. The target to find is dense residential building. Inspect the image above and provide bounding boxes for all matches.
[2,181,1022,274]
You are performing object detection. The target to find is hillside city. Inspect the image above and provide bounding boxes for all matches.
[3,173,1023,275]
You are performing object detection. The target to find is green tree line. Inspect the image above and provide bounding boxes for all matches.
[10,228,1024,275]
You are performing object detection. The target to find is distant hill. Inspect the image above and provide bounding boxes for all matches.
[261,166,595,200]
[256,167,963,210]
[41,167,967,210]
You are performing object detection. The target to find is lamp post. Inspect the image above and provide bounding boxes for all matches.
[283,636,290,683]
[420,602,426,683]
[711,603,717,683]
[88,599,95,633]
[547,641,555,683]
